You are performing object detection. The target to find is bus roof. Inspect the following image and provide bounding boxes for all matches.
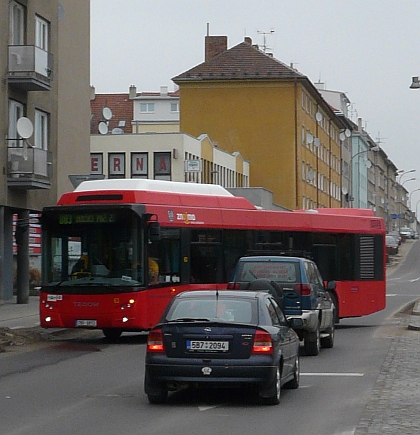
[75,179,234,196]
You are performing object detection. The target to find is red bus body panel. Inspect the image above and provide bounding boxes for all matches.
[40,186,386,330]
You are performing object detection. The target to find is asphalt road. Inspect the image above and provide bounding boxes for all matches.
[0,243,418,435]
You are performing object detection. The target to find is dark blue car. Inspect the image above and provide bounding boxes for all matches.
[144,290,302,405]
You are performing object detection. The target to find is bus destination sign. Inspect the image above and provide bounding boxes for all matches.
[59,213,116,224]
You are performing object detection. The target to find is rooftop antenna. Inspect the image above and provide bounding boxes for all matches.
[376,132,387,146]
[257,29,275,53]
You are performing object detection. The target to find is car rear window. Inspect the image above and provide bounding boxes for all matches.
[167,298,255,323]
[238,261,299,283]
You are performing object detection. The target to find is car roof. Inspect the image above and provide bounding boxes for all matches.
[238,256,309,263]
[175,289,264,300]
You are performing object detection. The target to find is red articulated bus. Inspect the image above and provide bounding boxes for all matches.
[40,179,386,340]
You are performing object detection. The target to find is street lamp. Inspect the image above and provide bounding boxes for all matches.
[402,177,416,187]
[409,188,420,210]
[398,169,416,184]
[348,145,380,208]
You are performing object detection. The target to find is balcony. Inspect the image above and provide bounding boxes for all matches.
[7,45,53,91]
[8,146,52,190]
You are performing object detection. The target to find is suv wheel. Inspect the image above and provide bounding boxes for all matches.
[320,322,334,348]
[304,327,320,356]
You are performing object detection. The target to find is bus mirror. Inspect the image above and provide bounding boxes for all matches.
[148,222,161,242]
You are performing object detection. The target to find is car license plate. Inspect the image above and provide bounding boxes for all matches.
[75,319,97,327]
[186,340,229,351]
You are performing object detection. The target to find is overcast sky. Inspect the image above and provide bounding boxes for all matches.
[91,0,420,210]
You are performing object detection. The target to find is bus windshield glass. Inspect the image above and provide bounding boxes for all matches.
[43,210,144,287]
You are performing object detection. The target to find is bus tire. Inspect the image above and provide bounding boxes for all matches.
[102,328,123,341]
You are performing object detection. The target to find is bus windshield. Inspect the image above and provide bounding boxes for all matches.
[43,210,144,288]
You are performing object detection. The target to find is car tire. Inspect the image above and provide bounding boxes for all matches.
[147,387,168,404]
[102,328,123,341]
[259,365,281,405]
[284,355,299,389]
[320,321,334,349]
[304,327,320,356]
[145,373,168,404]
[330,292,340,324]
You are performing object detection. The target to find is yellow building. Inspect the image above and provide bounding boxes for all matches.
[173,36,346,210]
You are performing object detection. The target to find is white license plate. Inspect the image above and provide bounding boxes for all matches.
[75,319,97,327]
[186,340,229,351]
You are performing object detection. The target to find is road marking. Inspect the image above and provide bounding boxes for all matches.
[410,277,420,282]
[301,372,364,377]
[198,406,219,411]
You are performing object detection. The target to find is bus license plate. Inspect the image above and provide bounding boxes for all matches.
[186,340,229,351]
[75,319,97,327]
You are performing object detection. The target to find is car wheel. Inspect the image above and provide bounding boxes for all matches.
[284,355,300,389]
[102,328,123,341]
[259,365,281,405]
[320,321,334,349]
[145,373,168,404]
[147,387,168,404]
[304,327,320,356]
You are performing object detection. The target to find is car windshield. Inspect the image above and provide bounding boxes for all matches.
[166,297,257,324]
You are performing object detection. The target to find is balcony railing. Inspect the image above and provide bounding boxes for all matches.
[8,146,52,190]
[7,45,53,91]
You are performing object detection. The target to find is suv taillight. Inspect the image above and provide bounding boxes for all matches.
[296,283,311,296]
[227,282,240,290]
[147,329,164,353]
[252,330,273,354]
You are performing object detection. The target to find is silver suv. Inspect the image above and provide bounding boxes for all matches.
[228,256,336,356]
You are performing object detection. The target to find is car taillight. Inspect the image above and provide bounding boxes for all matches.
[147,329,164,353]
[252,330,273,354]
[227,282,240,289]
[296,283,311,296]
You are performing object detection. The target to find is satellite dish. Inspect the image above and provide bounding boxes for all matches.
[365,160,372,169]
[111,128,124,135]
[345,129,351,138]
[98,122,108,135]
[342,187,348,195]
[315,112,323,122]
[102,107,113,120]
[306,133,314,144]
[16,117,34,139]
[314,137,320,147]
[339,132,346,141]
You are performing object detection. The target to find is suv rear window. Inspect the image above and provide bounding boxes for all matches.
[238,261,299,283]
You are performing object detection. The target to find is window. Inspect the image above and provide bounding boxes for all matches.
[35,15,49,50]
[9,1,25,45]
[154,152,171,180]
[170,102,179,112]
[140,103,154,113]
[8,100,25,147]
[35,110,48,149]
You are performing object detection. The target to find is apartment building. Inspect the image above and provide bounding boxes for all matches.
[1,1,91,302]
[172,35,347,210]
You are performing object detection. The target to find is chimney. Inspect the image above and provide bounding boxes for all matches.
[244,37,252,45]
[129,85,137,99]
[358,117,363,132]
[205,35,227,62]
[90,85,95,101]
[160,86,168,96]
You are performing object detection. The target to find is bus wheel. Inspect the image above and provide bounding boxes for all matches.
[102,328,123,341]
